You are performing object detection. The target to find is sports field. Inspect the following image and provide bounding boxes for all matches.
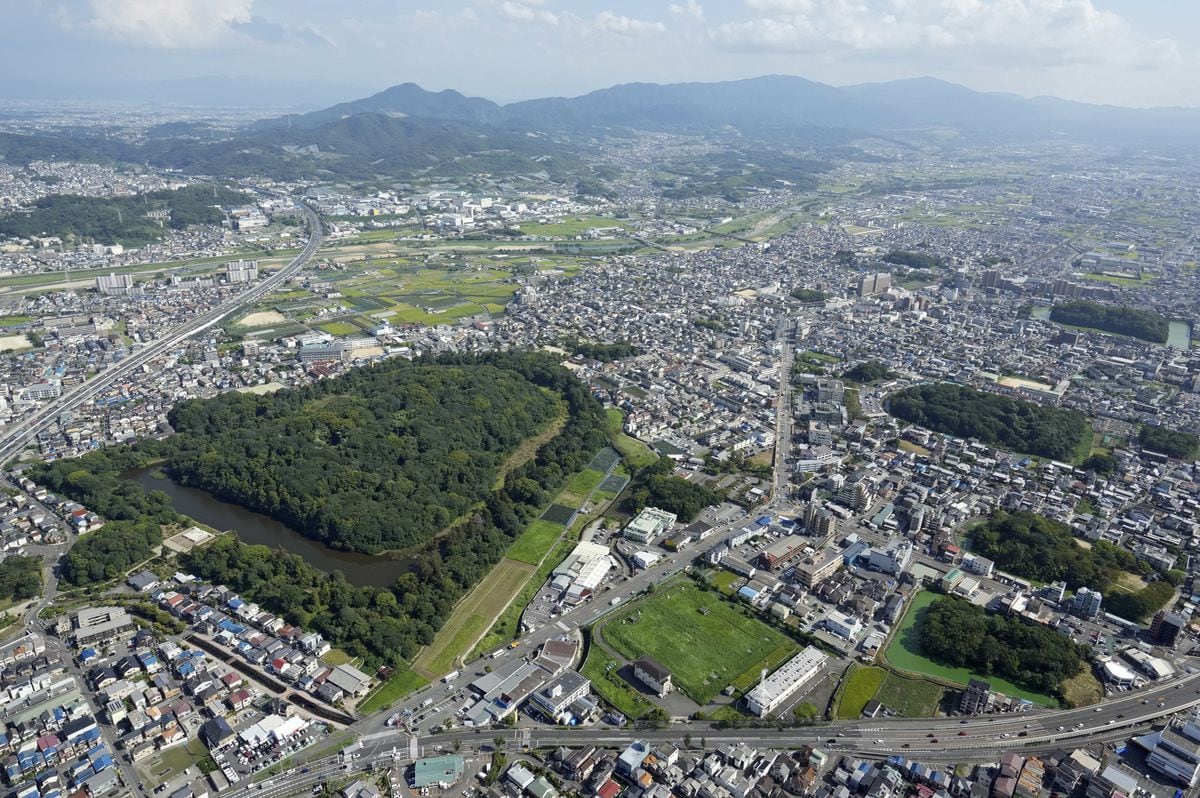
[601,580,798,704]
[883,590,1058,707]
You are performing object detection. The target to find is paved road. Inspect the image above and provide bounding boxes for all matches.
[231,667,1200,797]
[0,203,322,467]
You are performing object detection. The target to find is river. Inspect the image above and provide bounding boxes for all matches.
[123,466,414,588]
[1029,306,1192,349]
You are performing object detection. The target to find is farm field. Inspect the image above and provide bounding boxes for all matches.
[506,520,565,566]
[599,579,798,704]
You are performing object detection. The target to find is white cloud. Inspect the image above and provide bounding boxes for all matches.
[714,0,1179,70]
[669,0,704,22]
[85,0,253,48]
[593,10,666,37]
[498,1,560,26]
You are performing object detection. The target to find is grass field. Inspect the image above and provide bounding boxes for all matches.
[1060,669,1104,708]
[710,570,739,595]
[834,663,887,718]
[358,666,429,714]
[600,580,798,704]
[581,639,654,719]
[874,672,944,717]
[317,320,360,335]
[883,590,1058,707]
[473,538,574,658]
[507,520,565,566]
[516,216,629,237]
[606,408,659,469]
[412,557,535,678]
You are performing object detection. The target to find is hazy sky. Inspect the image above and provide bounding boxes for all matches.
[6,0,1199,108]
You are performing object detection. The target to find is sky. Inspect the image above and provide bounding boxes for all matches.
[4,0,1199,108]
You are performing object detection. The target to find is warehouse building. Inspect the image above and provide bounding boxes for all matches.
[745,646,828,717]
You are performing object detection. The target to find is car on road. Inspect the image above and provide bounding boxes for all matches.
[957,731,966,736]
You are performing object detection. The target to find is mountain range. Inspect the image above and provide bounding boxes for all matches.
[2,74,1198,186]
[257,75,1200,146]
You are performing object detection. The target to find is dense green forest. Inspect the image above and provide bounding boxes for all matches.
[1049,301,1170,344]
[843,360,894,384]
[887,383,1088,461]
[968,511,1139,593]
[41,353,609,665]
[790,288,827,303]
[163,358,562,553]
[1080,452,1119,476]
[882,250,945,270]
[1138,426,1200,460]
[0,185,249,246]
[627,457,724,522]
[567,340,641,362]
[61,520,163,586]
[1104,581,1176,623]
[0,556,43,601]
[920,595,1086,696]
[27,447,181,525]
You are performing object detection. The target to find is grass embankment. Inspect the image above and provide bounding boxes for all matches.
[606,408,658,469]
[883,590,1058,707]
[412,559,535,679]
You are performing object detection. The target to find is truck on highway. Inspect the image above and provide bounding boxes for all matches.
[442,670,460,683]
[420,698,434,709]
[610,596,622,606]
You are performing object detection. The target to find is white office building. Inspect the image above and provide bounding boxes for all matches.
[745,646,828,718]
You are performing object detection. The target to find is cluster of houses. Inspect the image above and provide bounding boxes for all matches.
[152,579,372,706]
[0,634,119,797]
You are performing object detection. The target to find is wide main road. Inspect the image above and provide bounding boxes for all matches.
[232,668,1200,798]
[0,203,322,466]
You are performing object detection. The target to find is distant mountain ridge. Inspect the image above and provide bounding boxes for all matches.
[259,74,1200,146]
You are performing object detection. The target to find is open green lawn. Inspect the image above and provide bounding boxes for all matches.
[567,468,606,496]
[516,216,629,237]
[358,666,429,714]
[600,579,798,704]
[875,672,944,718]
[709,570,739,595]
[507,519,565,566]
[883,590,1059,707]
[581,639,653,719]
[317,320,360,335]
[835,663,887,719]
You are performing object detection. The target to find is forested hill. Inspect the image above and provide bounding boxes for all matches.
[34,353,610,665]
[0,184,249,246]
[163,355,566,554]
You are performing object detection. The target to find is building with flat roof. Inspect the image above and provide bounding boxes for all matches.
[758,535,807,570]
[412,755,466,788]
[793,548,842,588]
[72,607,136,646]
[528,670,591,723]
[745,645,828,718]
[623,507,677,544]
